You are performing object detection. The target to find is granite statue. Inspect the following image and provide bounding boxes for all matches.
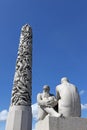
[56,77,81,117]
[5,24,32,130]
[37,85,62,120]
[11,24,32,106]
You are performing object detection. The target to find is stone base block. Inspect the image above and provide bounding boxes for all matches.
[5,106,32,130]
[35,116,87,130]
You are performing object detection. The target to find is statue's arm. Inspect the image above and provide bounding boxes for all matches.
[56,87,60,100]
[75,87,81,117]
[51,97,58,107]
[37,93,46,106]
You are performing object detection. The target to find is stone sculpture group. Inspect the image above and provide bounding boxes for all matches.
[5,24,83,130]
[37,77,81,120]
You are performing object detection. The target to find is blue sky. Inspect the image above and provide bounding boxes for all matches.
[0,0,87,130]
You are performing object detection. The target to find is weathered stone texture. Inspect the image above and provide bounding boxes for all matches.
[11,24,32,106]
[5,106,32,130]
[36,116,87,130]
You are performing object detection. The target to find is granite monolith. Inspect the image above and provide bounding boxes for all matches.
[5,24,32,130]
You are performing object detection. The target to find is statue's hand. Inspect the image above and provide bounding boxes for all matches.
[40,100,52,107]
[46,100,52,107]
[44,100,55,107]
[39,100,51,107]
[46,97,58,107]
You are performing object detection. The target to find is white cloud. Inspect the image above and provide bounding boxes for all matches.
[32,103,38,120]
[81,104,87,110]
[80,90,85,95]
[0,110,8,121]
[32,128,35,130]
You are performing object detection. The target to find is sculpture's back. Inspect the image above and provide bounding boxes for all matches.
[56,77,81,117]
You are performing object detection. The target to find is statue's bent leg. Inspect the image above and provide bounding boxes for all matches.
[44,107,61,117]
[38,106,47,120]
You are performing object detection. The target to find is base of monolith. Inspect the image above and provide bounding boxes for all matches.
[5,106,32,130]
[35,116,87,130]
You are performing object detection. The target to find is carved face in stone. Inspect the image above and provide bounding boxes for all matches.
[43,85,50,93]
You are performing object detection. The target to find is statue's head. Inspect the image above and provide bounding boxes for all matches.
[21,24,31,32]
[43,85,50,92]
[61,77,69,84]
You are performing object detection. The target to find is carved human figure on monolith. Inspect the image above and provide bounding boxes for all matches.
[5,24,32,130]
[11,24,32,106]
[37,85,62,120]
[56,77,81,117]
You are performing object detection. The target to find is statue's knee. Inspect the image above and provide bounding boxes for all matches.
[38,115,44,120]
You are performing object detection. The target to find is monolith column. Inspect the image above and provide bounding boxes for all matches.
[5,24,32,130]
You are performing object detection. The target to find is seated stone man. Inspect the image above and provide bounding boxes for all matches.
[37,85,62,120]
[56,77,81,117]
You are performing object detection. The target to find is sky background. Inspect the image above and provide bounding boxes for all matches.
[0,0,87,130]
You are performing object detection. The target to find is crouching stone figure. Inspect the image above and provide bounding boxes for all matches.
[37,85,62,120]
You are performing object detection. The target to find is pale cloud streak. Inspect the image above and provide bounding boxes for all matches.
[0,110,8,121]
[81,104,87,110]
[32,103,38,120]
[32,103,38,130]
[80,90,85,95]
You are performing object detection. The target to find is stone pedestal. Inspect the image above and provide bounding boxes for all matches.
[5,106,32,130]
[35,116,87,130]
